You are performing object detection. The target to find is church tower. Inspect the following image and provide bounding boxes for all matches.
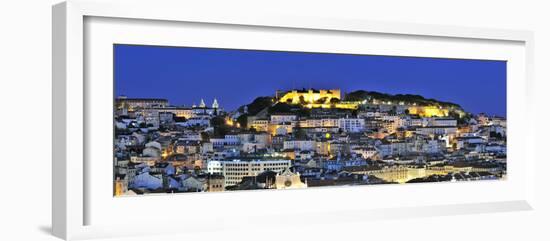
[199,98,206,108]
[212,98,219,109]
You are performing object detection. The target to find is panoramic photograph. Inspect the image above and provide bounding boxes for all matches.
[113,44,507,196]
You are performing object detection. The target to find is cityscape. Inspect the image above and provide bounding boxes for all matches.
[113,45,506,196]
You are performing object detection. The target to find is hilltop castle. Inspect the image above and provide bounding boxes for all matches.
[275,89,358,110]
[276,89,342,104]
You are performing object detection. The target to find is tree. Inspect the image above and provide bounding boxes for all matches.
[344,90,369,101]
[315,97,328,104]
[388,106,397,115]
[237,114,248,128]
[293,121,307,140]
[210,116,230,137]
[243,96,273,115]
[200,132,210,141]
[269,102,292,114]
[299,96,307,105]
[210,116,226,126]
[449,111,470,125]
[330,97,340,104]
[490,132,503,139]
[174,116,187,122]
[297,108,311,118]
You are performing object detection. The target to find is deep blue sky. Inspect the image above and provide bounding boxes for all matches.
[114,44,506,116]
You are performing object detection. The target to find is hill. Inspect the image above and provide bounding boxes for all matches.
[344,90,462,109]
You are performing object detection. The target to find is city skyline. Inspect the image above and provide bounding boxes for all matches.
[113,44,507,195]
[114,44,506,116]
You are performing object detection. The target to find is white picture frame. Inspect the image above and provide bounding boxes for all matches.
[52,0,536,240]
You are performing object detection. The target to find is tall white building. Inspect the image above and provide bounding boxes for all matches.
[283,140,316,151]
[338,118,365,133]
[429,117,457,127]
[215,159,292,186]
[207,161,223,174]
[270,114,297,124]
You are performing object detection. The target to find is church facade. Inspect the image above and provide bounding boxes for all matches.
[275,168,308,189]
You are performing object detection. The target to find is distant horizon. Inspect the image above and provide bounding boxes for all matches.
[115,44,506,116]
[115,87,505,117]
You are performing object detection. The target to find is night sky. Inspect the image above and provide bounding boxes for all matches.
[114,44,506,116]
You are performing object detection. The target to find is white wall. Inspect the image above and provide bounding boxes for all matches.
[0,0,548,240]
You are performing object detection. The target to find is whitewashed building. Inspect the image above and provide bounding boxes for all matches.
[283,140,316,151]
[338,118,365,133]
[219,159,292,186]
[270,114,297,124]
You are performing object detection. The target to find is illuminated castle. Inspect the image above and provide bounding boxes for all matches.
[276,89,359,109]
[277,89,341,104]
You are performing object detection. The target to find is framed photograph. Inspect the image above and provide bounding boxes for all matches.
[53,0,535,240]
